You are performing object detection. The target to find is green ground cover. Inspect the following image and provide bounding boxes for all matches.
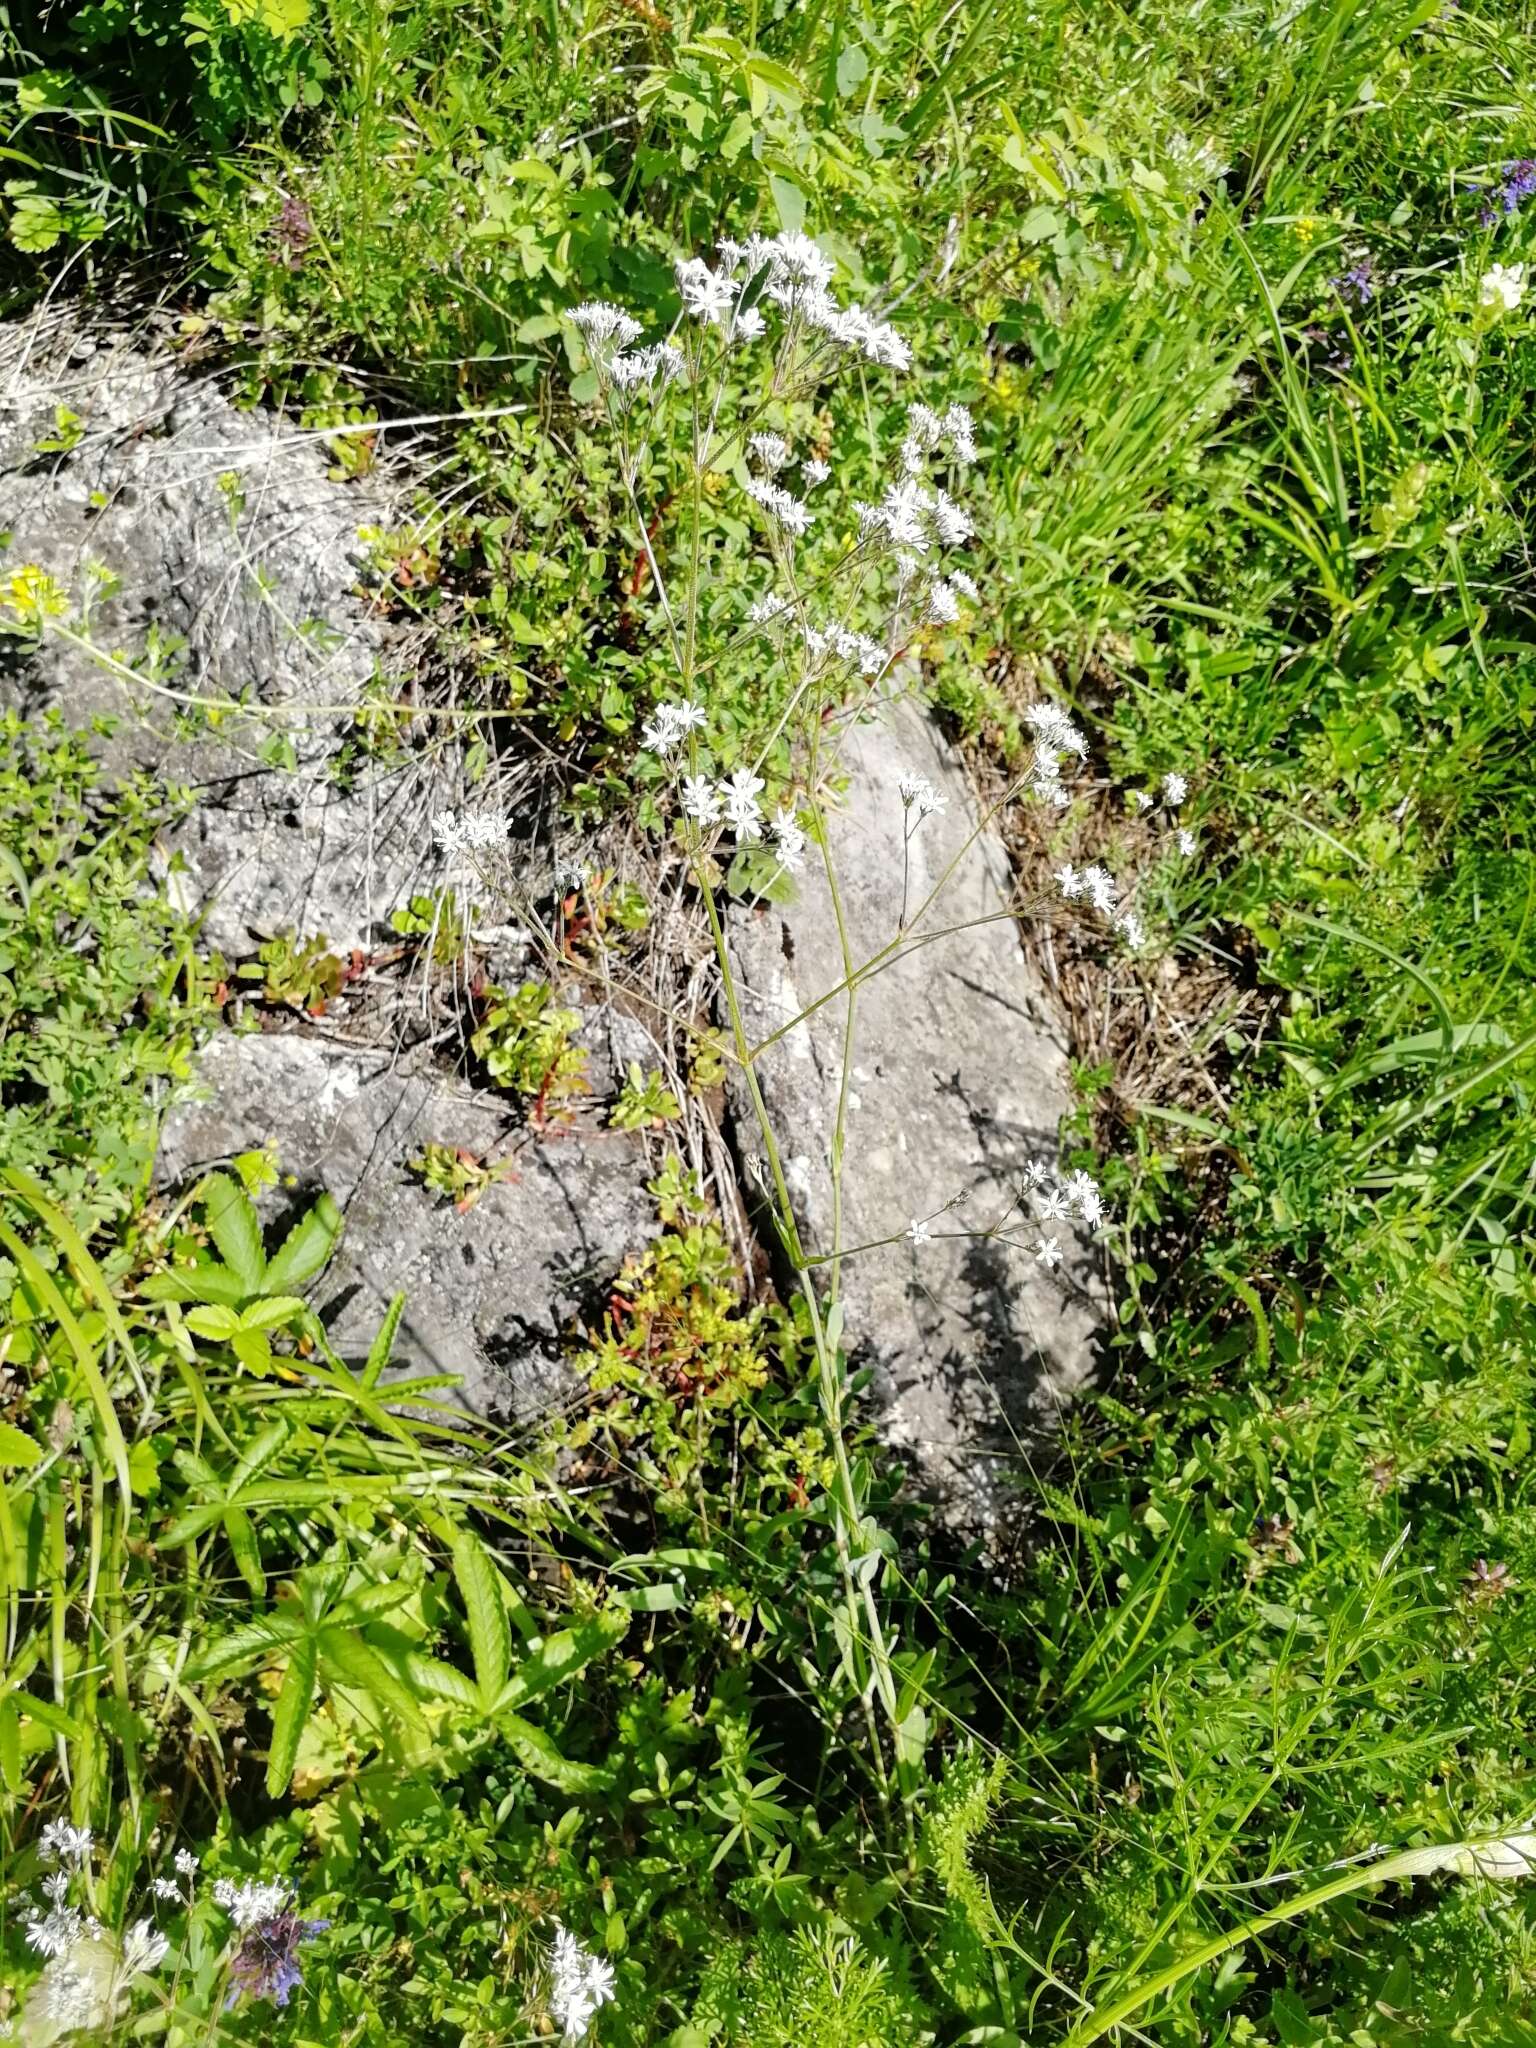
[3,0,1536,2041]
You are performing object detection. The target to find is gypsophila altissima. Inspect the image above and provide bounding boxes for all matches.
[545,1924,617,2042]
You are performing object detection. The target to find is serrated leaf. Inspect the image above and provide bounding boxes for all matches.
[401,1651,481,1710]
[0,1423,42,1468]
[453,1529,511,1708]
[264,1193,343,1294]
[240,1295,308,1330]
[139,1264,247,1308]
[493,1610,629,1715]
[267,1636,317,1797]
[363,1294,406,1390]
[316,1625,427,1733]
[185,1304,242,1340]
[184,1608,307,1681]
[10,1690,83,1738]
[499,1710,615,1794]
[203,1173,267,1293]
[224,1505,265,1598]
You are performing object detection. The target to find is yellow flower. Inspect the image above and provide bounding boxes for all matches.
[2,563,69,626]
[1293,215,1321,243]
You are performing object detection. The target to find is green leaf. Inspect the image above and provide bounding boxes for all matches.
[499,1710,615,1794]
[615,1583,684,1613]
[240,1295,309,1330]
[316,1625,427,1733]
[224,1505,265,1599]
[267,1636,317,1797]
[203,1173,267,1293]
[0,1699,19,1791]
[185,1608,307,1681]
[264,1193,342,1293]
[0,1423,43,1469]
[493,1610,629,1715]
[184,1304,243,1341]
[453,1528,511,1708]
[139,1264,248,1308]
[362,1294,406,1390]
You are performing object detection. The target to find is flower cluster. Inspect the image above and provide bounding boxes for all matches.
[1481,261,1527,313]
[546,1924,617,2042]
[1055,861,1146,949]
[1022,1159,1106,1270]
[639,698,707,756]
[1333,254,1376,308]
[1025,701,1089,809]
[898,773,947,824]
[1480,157,1536,225]
[225,1908,331,2009]
[432,808,510,860]
[17,1828,172,2041]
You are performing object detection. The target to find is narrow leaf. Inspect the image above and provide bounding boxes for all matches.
[453,1529,511,1708]
[362,1294,406,1390]
[266,1636,317,1797]
[493,1611,629,1715]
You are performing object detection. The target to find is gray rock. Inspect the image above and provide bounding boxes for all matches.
[155,1030,659,1418]
[0,311,444,956]
[726,688,1105,1533]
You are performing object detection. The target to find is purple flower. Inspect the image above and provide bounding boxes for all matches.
[1478,159,1536,226]
[225,1911,330,2009]
[1333,255,1376,308]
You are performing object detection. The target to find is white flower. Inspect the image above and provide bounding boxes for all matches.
[1021,1158,1050,1190]
[745,476,812,535]
[746,592,792,625]
[1132,790,1154,812]
[1063,1169,1104,1226]
[1117,909,1147,950]
[907,1218,932,1247]
[1026,702,1088,760]
[38,1959,105,2032]
[548,1925,618,2043]
[119,1920,170,1976]
[721,768,765,840]
[1162,770,1189,805]
[943,402,978,463]
[212,1877,290,1931]
[609,343,685,399]
[1177,827,1197,857]
[731,305,767,342]
[675,256,735,323]
[641,700,705,757]
[1480,261,1526,312]
[749,431,792,472]
[39,1821,93,1869]
[924,580,961,624]
[1055,862,1085,900]
[931,489,973,547]
[1080,864,1118,915]
[801,456,830,487]
[1034,1236,1063,1268]
[1036,1186,1070,1223]
[433,809,509,858]
[948,568,979,601]
[24,1903,87,1959]
[858,477,933,552]
[570,301,641,354]
[681,775,721,826]
[770,807,806,871]
[173,1850,200,1880]
[149,1878,182,1901]
[898,773,946,820]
